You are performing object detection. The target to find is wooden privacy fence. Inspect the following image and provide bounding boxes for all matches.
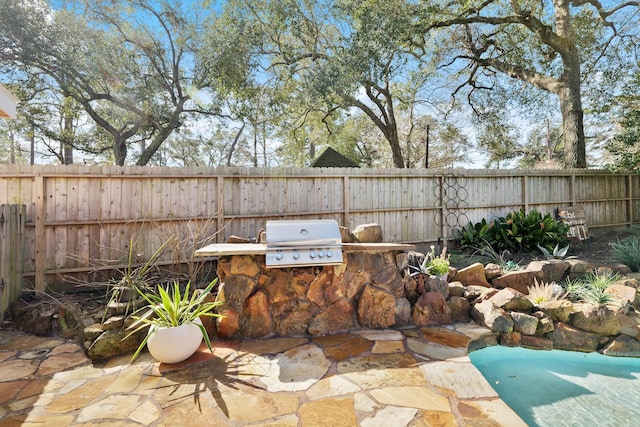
[0,204,25,321]
[0,164,638,293]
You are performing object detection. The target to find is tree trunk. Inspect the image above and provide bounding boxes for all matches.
[555,0,586,168]
[558,50,586,168]
[387,126,405,168]
[114,138,127,166]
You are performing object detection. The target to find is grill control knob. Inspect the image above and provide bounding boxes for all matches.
[310,252,317,259]
[293,252,300,260]
[318,251,325,258]
[326,251,333,258]
[275,253,283,260]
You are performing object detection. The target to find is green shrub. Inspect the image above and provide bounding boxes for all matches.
[610,236,640,272]
[456,209,569,253]
[456,219,497,249]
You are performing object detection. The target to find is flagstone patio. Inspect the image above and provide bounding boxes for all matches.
[0,324,525,426]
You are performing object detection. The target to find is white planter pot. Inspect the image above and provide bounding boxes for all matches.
[146,320,203,364]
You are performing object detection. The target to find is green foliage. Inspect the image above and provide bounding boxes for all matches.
[456,209,569,254]
[610,237,640,272]
[410,246,450,276]
[604,72,640,172]
[562,272,621,306]
[537,243,570,260]
[126,279,223,361]
[457,219,496,249]
[468,240,523,272]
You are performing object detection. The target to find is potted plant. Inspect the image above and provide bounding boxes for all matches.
[410,246,450,278]
[126,278,223,363]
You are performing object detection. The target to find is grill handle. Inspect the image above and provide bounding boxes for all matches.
[268,239,340,247]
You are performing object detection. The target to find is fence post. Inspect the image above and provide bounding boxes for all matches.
[0,204,25,323]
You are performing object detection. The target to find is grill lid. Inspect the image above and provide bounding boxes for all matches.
[266,219,341,247]
[265,219,343,268]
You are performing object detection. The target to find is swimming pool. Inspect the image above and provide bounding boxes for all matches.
[469,346,640,427]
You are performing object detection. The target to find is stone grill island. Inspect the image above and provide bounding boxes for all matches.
[195,239,417,339]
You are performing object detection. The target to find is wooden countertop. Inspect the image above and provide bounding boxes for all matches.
[194,242,415,257]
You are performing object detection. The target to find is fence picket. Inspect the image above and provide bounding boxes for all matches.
[0,165,637,290]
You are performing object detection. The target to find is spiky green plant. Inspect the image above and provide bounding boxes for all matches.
[537,243,571,260]
[470,240,523,272]
[610,237,640,272]
[561,272,621,306]
[125,279,223,361]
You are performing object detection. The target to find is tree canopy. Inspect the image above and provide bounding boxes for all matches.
[0,0,638,169]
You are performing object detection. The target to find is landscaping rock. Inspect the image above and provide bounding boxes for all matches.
[87,328,144,360]
[600,335,640,357]
[570,304,621,336]
[339,226,355,243]
[229,254,261,277]
[403,275,419,302]
[242,290,273,338]
[616,313,640,338]
[489,288,534,312]
[538,299,574,323]
[395,297,412,325]
[217,307,240,339]
[395,252,408,271]
[471,300,514,333]
[357,284,396,328]
[455,263,491,287]
[448,281,465,298]
[605,284,637,306]
[484,263,502,280]
[521,334,553,350]
[464,286,497,303]
[412,292,452,326]
[532,312,555,335]
[491,270,543,294]
[272,300,315,336]
[308,299,357,335]
[101,316,125,331]
[426,275,449,298]
[566,259,589,277]
[526,260,570,282]
[549,322,599,353]
[83,324,104,342]
[352,223,383,243]
[511,311,539,335]
[500,331,521,347]
[447,296,471,322]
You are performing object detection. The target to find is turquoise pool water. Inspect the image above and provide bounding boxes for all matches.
[469,346,640,427]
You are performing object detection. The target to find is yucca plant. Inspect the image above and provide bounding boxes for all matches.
[126,279,223,361]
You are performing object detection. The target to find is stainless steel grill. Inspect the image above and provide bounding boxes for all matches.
[265,219,343,268]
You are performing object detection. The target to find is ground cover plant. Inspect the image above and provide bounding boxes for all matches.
[562,272,622,306]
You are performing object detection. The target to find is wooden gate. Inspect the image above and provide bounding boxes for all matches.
[0,204,25,323]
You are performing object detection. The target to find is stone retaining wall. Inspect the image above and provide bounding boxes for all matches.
[215,250,417,338]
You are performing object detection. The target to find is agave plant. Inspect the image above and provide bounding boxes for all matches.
[537,243,571,260]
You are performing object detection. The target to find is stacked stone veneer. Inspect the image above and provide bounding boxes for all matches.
[215,250,416,338]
